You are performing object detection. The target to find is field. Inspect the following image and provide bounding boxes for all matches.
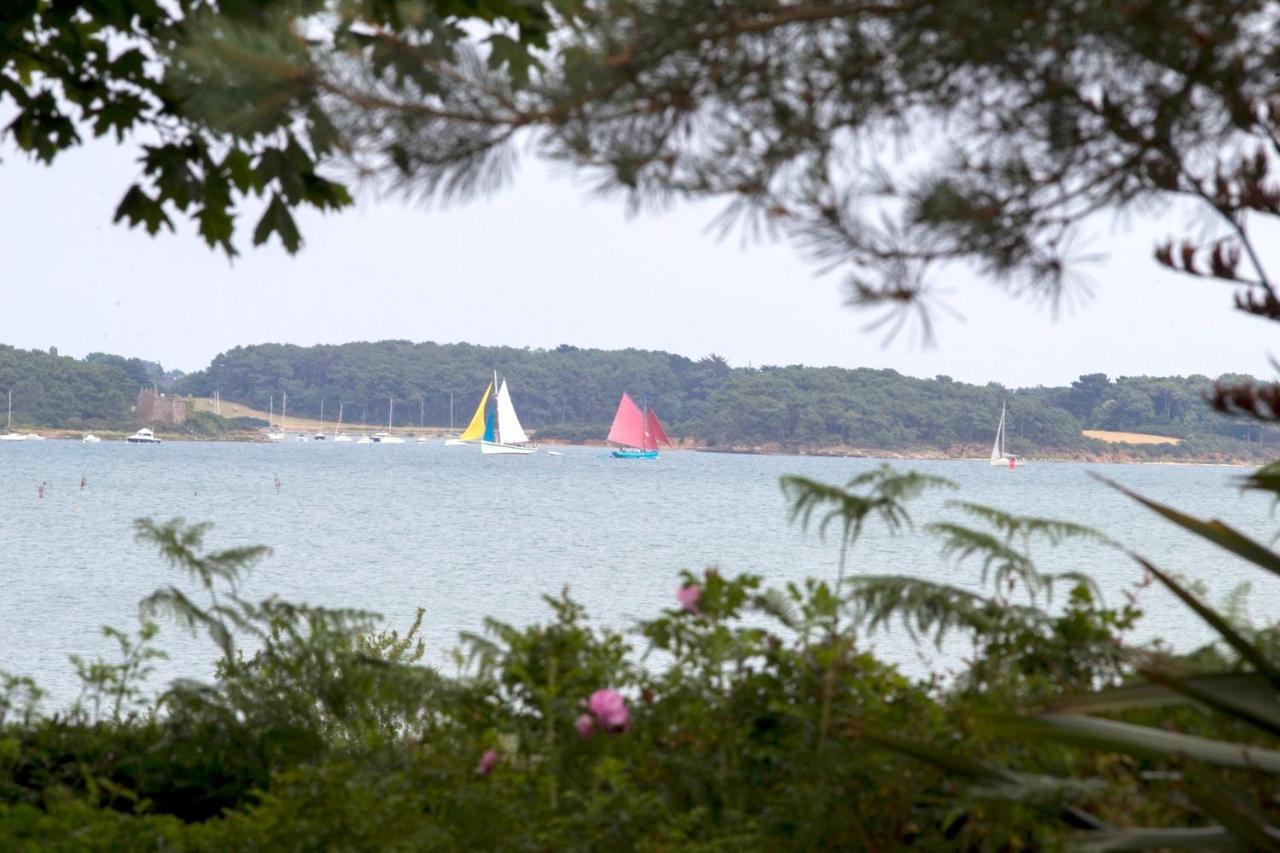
[1081,429,1181,446]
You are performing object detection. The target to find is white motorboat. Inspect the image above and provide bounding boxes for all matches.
[127,428,162,444]
[82,434,101,444]
[356,434,373,445]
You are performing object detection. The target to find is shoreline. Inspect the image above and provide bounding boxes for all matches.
[6,430,1266,466]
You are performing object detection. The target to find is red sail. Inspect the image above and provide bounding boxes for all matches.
[607,393,646,448]
[646,408,671,449]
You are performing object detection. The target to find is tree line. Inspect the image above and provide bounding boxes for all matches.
[170,340,1277,456]
[2,339,1270,455]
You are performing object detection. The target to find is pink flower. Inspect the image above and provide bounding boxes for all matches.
[574,713,595,739]
[587,688,630,732]
[676,584,702,615]
[475,748,499,776]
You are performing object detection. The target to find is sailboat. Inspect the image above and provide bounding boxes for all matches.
[372,398,407,444]
[444,391,466,446]
[314,399,327,440]
[989,402,1024,468]
[265,394,286,441]
[333,402,353,442]
[416,398,432,443]
[607,393,671,459]
[1,389,28,441]
[457,373,537,454]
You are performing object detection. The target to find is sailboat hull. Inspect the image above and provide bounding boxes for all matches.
[482,441,536,455]
[612,448,658,459]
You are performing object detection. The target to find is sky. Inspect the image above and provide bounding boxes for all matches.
[2,134,1277,387]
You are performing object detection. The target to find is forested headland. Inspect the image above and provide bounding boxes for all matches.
[4,339,1265,459]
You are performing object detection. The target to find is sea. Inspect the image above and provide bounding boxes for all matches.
[1,439,1276,709]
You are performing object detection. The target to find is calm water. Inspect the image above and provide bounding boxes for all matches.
[1,440,1275,708]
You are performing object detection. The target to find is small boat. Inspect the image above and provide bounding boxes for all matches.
[989,402,1024,468]
[314,398,327,439]
[371,397,406,443]
[1,390,28,441]
[127,427,162,444]
[332,402,353,442]
[265,394,286,441]
[23,433,44,441]
[82,434,101,444]
[458,372,537,455]
[548,450,563,457]
[414,399,432,442]
[443,391,465,445]
[356,434,373,445]
[608,393,671,459]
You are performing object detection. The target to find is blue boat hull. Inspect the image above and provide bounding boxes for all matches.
[611,449,658,460]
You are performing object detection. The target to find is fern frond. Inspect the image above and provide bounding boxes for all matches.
[945,502,1115,548]
[782,466,954,543]
[753,587,801,631]
[848,575,1049,647]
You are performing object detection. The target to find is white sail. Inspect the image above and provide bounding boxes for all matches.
[495,380,530,445]
[990,404,1005,464]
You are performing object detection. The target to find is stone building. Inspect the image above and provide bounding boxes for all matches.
[135,388,188,426]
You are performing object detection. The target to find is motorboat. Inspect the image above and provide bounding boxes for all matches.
[82,434,101,444]
[371,432,406,444]
[126,428,162,444]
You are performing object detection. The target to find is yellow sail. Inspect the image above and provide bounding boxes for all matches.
[458,382,492,441]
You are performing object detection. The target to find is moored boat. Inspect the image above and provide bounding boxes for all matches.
[1,390,28,441]
[371,397,406,443]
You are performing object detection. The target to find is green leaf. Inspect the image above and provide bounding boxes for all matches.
[1049,672,1280,734]
[1030,713,1280,772]
[1071,826,1249,851]
[112,184,173,235]
[1185,770,1280,851]
[1133,555,1280,684]
[252,193,302,253]
[1099,475,1280,581]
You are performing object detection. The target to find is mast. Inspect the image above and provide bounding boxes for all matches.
[643,396,651,451]
[336,402,344,435]
[420,398,425,430]
[388,397,394,432]
[493,370,499,443]
[6,388,10,431]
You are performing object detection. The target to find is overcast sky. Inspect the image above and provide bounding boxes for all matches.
[2,135,1277,387]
